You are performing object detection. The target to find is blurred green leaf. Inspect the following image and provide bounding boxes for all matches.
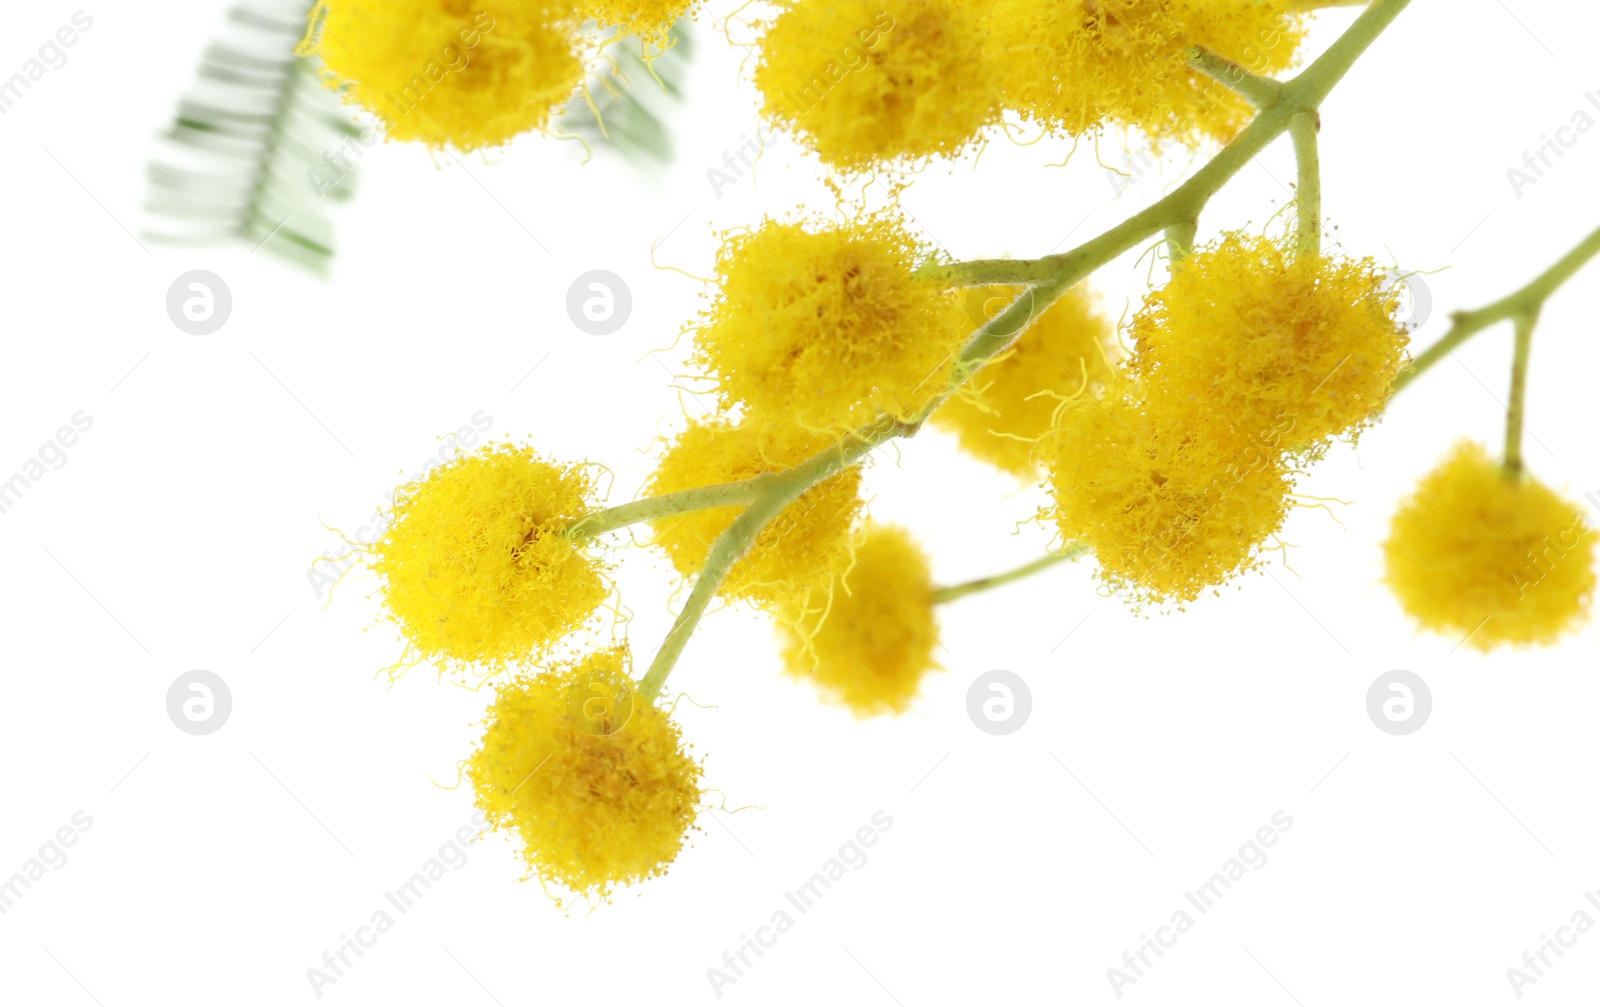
[558,24,694,168]
[146,0,358,277]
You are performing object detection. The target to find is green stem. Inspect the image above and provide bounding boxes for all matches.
[570,476,770,540]
[931,545,1089,605]
[1393,221,1600,394]
[917,256,1058,286]
[939,277,1070,412]
[637,421,897,701]
[1290,110,1322,254]
[1187,45,1284,107]
[1503,311,1538,477]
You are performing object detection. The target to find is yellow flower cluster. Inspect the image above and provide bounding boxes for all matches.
[305,0,1306,162]
[369,444,715,899]
[933,283,1117,477]
[779,522,941,716]
[753,0,1003,172]
[997,0,1306,146]
[1046,232,1409,605]
[750,0,1306,170]
[689,213,970,434]
[304,0,1309,162]
[369,442,609,673]
[646,417,864,605]
[1384,442,1598,651]
[302,0,700,150]
[467,647,703,903]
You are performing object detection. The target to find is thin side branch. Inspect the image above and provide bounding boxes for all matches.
[570,475,771,540]
[1394,221,1600,393]
[931,546,1089,605]
[1188,45,1284,107]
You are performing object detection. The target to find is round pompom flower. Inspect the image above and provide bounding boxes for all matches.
[369,441,608,672]
[690,214,971,434]
[646,416,863,605]
[933,283,1116,477]
[996,0,1305,145]
[753,0,1003,171]
[1045,386,1295,606]
[779,522,940,716]
[467,647,703,903]
[303,0,588,151]
[1128,232,1409,450]
[1384,442,1597,651]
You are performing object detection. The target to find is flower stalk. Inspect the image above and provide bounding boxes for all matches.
[1502,310,1538,477]
[1165,217,1199,263]
[1290,110,1322,254]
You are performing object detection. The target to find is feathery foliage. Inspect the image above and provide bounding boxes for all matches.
[147,0,360,275]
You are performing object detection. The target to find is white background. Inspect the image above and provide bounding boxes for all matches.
[2,2,1599,1004]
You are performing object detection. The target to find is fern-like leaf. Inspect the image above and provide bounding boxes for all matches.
[146,0,358,276]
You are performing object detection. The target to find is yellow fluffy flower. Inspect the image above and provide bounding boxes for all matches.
[1384,442,1598,651]
[467,647,703,902]
[1129,232,1409,451]
[646,416,863,605]
[996,0,1305,145]
[303,0,587,151]
[1045,386,1295,605]
[780,522,940,715]
[690,214,970,434]
[753,0,1003,171]
[370,442,608,672]
[933,283,1117,477]
[585,0,697,47]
